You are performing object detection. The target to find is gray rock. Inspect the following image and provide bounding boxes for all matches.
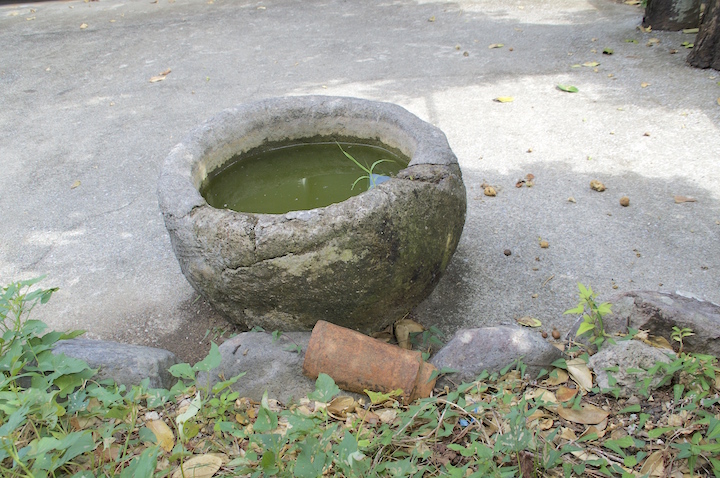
[589,340,675,398]
[430,326,563,386]
[52,339,178,390]
[158,96,466,334]
[197,331,316,404]
[595,291,720,357]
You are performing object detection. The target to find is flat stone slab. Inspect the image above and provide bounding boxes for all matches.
[580,291,720,357]
[430,326,563,387]
[52,339,178,390]
[197,331,316,404]
[589,339,675,398]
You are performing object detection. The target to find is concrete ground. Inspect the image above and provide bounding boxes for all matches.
[1,0,718,363]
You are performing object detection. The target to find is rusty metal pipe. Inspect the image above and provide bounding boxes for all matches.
[302,320,437,403]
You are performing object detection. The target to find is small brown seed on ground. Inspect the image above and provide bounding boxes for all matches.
[540,240,549,248]
[504,249,512,256]
[542,331,548,338]
[484,186,497,197]
[620,196,630,207]
[552,329,561,339]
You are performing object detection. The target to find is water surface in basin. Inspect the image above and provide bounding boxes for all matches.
[201,142,408,214]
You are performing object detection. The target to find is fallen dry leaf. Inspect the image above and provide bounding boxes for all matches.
[69,416,99,430]
[641,82,650,88]
[557,402,609,425]
[372,325,393,343]
[538,418,554,430]
[172,454,224,478]
[517,316,542,328]
[556,386,578,402]
[567,358,593,392]
[327,396,357,418]
[70,180,81,189]
[543,369,569,386]
[559,427,577,440]
[674,195,696,203]
[527,409,546,422]
[639,450,665,476]
[357,409,380,424]
[488,43,504,49]
[80,23,88,29]
[149,68,172,83]
[532,389,558,405]
[582,61,600,67]
[494,96,514,103]
[395,318,424,349]
[640,334,674,350]
[526,388,551,400]
[667,414,684,427]
[571,450,603,461]
[376,409,398,424]
[539,240,549,249]
[147,420,175,452]
[582,423,607,438]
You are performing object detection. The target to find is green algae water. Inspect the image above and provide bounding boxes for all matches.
[200,142,408,214]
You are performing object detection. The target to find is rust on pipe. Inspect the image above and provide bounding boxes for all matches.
[302,320,437,403]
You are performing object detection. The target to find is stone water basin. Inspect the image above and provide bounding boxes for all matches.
[157,96,466,334]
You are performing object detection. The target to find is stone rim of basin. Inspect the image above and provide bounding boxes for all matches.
[157,95,466,333]
[158,95,460,220]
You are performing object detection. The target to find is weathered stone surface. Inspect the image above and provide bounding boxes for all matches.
[158,96,466,334]
[430,326,563,386]
[52,339,178,389]
[589,340,675,398]
[197,331,316,404]
[602,291,720,357]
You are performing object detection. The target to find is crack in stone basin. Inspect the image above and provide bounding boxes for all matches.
[157,96,467,333]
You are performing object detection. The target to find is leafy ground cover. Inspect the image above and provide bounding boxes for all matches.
[1,278,719,477]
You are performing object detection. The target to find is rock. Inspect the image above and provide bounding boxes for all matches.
[430,326,563,386]
[52,339,178,389]
[607,291,720,356]
[197,331,316,404]
[158,96,466,334]
[589,340,675,398]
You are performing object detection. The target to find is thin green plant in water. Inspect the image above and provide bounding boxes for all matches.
[337,142,395,190]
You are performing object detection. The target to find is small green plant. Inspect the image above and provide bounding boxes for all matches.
[410,325,445,360]
[671,325,695,354]
[337,142,394,190]
[2,277,719,477]
[564,282,614,349]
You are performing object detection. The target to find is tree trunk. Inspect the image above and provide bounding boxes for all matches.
[687,0,720,69]
[643,0,702,31]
